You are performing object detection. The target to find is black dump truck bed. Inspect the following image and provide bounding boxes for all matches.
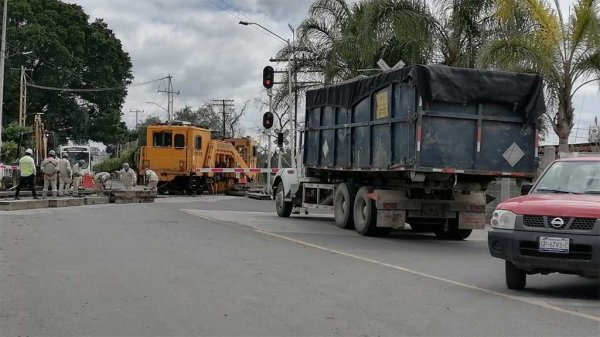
[303,65,545,177]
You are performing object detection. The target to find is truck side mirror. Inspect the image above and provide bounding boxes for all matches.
[521,183,533,195]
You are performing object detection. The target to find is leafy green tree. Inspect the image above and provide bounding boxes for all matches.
[479,0,600,151]
[2,0,133,144]
[137,116,163,146]
[0,122,32,163]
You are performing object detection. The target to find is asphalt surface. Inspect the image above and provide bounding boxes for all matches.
[1,195,599,336]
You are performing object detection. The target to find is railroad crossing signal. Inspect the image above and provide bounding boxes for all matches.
[263,66,274,89]
[262,111,274,129]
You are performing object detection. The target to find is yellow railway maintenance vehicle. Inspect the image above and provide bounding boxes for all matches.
[138,122,257,194]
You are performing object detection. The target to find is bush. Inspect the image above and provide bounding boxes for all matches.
[0,141,19,164]
[92,149,137,173]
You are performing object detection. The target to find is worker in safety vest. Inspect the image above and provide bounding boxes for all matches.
[57,152,72,196]
[144,168,159,191]
[94,172,111,192]
[119,163,136,191]
[71,160,85,197]
[14,148,38,200]
[41,150,59,198]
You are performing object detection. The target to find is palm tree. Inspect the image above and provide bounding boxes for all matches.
[479,0,600,151]
[282,0,434,84]
[433,0,496,67]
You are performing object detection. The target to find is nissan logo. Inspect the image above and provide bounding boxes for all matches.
[550,217,565,229]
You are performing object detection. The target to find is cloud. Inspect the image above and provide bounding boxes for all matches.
[67,0,313,131]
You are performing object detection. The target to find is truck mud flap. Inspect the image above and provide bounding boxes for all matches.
[458,212,486,229]
[377,209,406,228]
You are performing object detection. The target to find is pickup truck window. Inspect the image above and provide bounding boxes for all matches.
[534,161,600,195]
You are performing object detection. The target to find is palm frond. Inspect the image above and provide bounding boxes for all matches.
[525,0,562,50]
[478,36,561,84]
[308,0,351,28]
[569,0,600,53]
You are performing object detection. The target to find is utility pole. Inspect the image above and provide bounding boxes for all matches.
[17,66,33,126]
[212,99,234,138]
[0,0,8,160]
[158,74,179,123]
[130,109,144,129]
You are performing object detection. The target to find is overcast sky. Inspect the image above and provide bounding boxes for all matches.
[67,0,599,145]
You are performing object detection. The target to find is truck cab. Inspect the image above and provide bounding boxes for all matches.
[488,156,600,289]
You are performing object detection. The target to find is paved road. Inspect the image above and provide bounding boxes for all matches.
[1,196,598,336]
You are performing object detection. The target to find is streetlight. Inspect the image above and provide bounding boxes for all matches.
[239,20,295,167]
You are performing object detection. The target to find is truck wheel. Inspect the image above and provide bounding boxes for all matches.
[334,183,355,229]
[353,186,386,236]
[505,261,526,289]
[275,181,293,218]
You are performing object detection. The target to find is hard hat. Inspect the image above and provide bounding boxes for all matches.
[123,163,130,169]
[25,148,33,155]
[78,159,85,166]
[48,150,56,156]
[61,152,68,157]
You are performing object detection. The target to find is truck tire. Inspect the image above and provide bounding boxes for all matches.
[353,186,391,237]
[275,181,293,218]
[505,261,526,289]
[334,183,355,229]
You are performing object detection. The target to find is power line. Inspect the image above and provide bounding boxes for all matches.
[205,0,281,44]
[25,77,165,92]
[212,99,235,137]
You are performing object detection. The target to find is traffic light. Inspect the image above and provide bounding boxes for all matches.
[262,66,274,89]
[262,111,274,129]
[277,132,284,148]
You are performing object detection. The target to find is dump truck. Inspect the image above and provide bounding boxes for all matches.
[138,122,257,194]
[273,65,545,240]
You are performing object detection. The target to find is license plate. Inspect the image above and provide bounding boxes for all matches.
[539,237,570,254]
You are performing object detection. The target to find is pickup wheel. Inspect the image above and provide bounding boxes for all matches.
[275,181,293,218]
[353,187,390,237]
[334,183,355,229]
[505,261,526,290]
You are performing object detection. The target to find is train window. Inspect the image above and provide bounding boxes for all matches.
[195,136,202,149]
[252,146,257,157]
[174,134,185,148]
[153,132,172,147]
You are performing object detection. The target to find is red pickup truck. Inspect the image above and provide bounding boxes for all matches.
[488,156,600,289]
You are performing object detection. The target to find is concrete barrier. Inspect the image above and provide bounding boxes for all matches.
[0,199,50,211]
[84,197,110,205]
[105,190,156,204]
[48,198,85,208]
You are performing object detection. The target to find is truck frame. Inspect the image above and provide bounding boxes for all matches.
[273,65,545,240]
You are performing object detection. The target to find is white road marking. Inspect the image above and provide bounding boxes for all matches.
[183,209,600,323]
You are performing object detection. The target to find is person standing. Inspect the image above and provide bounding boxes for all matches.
[41,150,59,198]
[14,149,38,200]
[71,159,85,197]
[57,152,72,196]
[144,168,159,191]
[119,163,136,191]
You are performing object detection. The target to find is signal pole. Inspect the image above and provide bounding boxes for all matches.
[212,99,234,138]
[158,74,179,123]
[130,109,144,129]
